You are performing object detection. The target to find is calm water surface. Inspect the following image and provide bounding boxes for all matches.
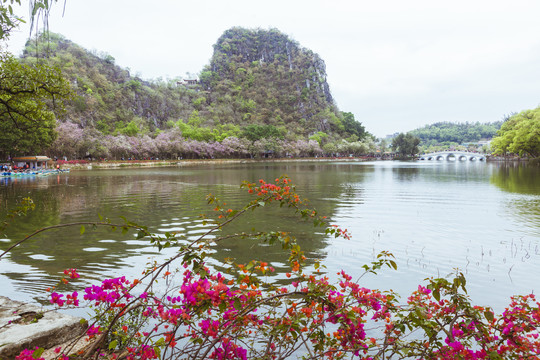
[1,161,539,313]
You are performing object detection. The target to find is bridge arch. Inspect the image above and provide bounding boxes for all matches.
[419,151,487,162]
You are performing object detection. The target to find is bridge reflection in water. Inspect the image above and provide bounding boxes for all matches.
[419,151,486,161]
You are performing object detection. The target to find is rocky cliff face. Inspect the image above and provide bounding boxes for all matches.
[201,27,340,135]
[210,27,333,103]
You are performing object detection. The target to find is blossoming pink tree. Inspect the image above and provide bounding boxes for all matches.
[3,177,540,360]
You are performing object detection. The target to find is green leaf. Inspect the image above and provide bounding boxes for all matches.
[258,201,265,207]
[80,225,85,235]
[32,348,44,358]
[233,298,242,311]
[414,308,425,319]
[484,310,494,322]
[108,340,118,350]
[488,351,503,360]
[432,288,440,302]
[219,301,227,312]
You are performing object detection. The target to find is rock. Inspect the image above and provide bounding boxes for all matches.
[0,296,87,359]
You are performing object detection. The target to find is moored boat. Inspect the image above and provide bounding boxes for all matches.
[1,169,70,177]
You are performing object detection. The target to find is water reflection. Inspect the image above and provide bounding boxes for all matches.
[490,162,540,236]
[393,166,420,181]
[490,162,540,195]
[1,164,356,301]
[1,161,539,312]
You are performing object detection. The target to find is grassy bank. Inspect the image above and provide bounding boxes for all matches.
[57,157,375,170]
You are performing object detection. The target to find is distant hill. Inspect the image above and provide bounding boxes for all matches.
[16,29,370,159]
[409,121,503,146]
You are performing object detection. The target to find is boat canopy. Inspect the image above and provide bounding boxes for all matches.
[12,156,52,162]
[12,156,52,169]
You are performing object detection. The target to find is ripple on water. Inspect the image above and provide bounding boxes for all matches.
[82,247,107,252]
[0,260,58,301]
[28,254,54,261]
[124,240,148,246]
[158,226,185,232]
[186,229,210,235]
[124,246,159,254]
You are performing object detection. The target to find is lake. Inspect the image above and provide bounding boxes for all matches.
[1,160,539,313]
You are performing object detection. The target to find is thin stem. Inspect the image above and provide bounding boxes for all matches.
[0,221,141,259]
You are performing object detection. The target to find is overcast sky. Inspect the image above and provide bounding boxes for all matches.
[6,0,540,137]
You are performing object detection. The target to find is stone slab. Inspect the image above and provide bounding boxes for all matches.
[0,296,87,359]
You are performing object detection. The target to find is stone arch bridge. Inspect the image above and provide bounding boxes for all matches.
[418,151,486,161]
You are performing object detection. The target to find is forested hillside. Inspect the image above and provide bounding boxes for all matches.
[21,32,218,137]
[409,121,503,148]
[13,29,373,159]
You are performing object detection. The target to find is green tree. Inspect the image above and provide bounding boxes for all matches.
[341,111,367,139]
[0,51,72,157]
[241,124,283,141]
[0,0,58,40]
[0,1,71,158]
[379,138,389,153]
[491,108,540,158]
[118,120,140,137]
[308,131,328,145]
[322,142,337,156]
[0,0,21,39]
[391,133,420,157]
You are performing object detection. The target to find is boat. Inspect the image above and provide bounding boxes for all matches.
[1,155,71,178]
[0,169,70,178]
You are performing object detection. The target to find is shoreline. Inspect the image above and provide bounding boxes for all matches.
[56,156,531,170]
[57,157,377,170]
